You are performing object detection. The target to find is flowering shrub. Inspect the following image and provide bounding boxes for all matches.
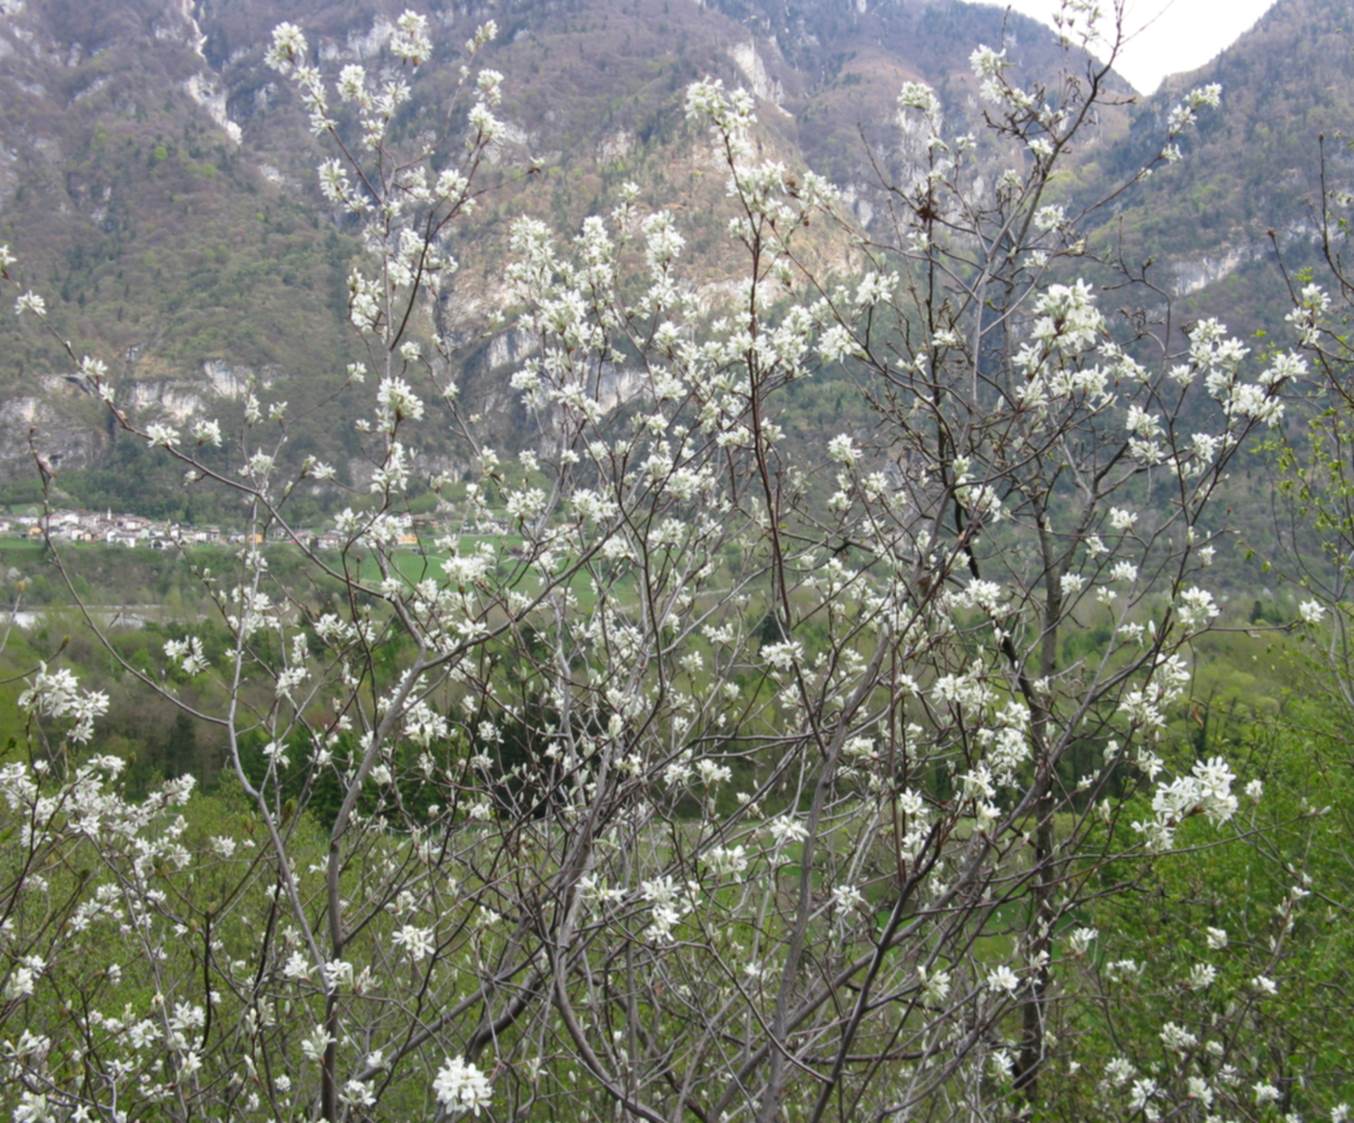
[0,6,1342,1121]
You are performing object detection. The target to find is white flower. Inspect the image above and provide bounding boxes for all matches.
[300,1024,335,1063]
[988,1049,1014,1079]
[1185,83,1223,110]
[695,758,731,786]
[1159,1022,1198,1052]
[13,1092,50,1123]
[191,419,223,447]
[15,290,46,317]
[322,959,354,991]
[1251,974,1278,996]
[437,167,469,200]
[1128,1076,1158,1110]
[5,962,38,999]
[761,640,801,671]
[897,81,940,116]
[146,423,180,448]
[1186,962,1216,990]
[390,10,431,66]
[1176,586,1219,630]
[1059,573,1086,598]
[970,44,1007,79]
[1104,1057,1135,1087]
[986,965,1020,995]
[468,101,503,143]
[1109,507,1137,532]
[336,64,367,104]
[919,966,951,1003]
[827,434,860,465]
[341,1078,377,1108]
[1299,599,1327,625]
[767,816,808,849]
[1029,280,1103,354]
[1034,204,1065,232]
[467,19,498,52]
[392,925,435,960]
[264,22,307,74]
[18,664,108,743]
[818,324,858,363]
[705,845,748,877]
[164,636,208,675]
[433,1055,493,1114]
[376,376,425,428]
[832,884,864,912]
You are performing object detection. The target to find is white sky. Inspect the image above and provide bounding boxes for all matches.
[971,0,1278,93]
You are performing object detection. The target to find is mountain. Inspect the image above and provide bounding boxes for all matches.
[1083,0,1354,326]
[0,0,1337,512]
[0,0,1111,506]
[0,0,359,498]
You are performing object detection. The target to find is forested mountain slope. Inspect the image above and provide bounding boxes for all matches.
[0,0,1343,502]
[1084,0,1354,323]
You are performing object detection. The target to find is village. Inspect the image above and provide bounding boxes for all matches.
[0,509,363,553]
